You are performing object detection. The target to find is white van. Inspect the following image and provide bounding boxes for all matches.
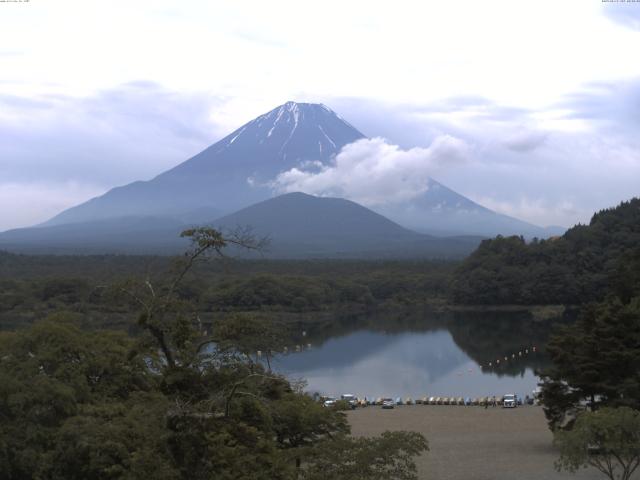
[503,393,517,408]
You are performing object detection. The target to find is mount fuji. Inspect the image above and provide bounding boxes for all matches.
[0,101,562,256]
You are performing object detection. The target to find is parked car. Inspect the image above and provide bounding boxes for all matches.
[503,393,518,408]
[428,396,436,405]
[382,398,395,409]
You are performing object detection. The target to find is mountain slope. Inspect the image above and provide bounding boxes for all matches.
[45,102,365,226]
[0,193,481,257]
[374,178,564,237]
[0,216,187,254]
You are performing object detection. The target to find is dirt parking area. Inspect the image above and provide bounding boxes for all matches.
[347,405,617,480]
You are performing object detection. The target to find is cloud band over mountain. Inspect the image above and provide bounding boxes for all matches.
[271,136,469,206]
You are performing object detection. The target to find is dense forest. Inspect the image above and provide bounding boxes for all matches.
[0,253,455,332]
[451,198,640,305]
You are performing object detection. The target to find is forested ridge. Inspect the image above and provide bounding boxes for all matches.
[451,198,640,305]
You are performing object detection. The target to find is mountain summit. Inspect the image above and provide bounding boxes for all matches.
[45,102,365,226]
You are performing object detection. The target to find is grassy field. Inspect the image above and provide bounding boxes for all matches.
[347,405,612,480]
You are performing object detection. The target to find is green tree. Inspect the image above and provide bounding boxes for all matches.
[301,431,428,480]
[539,297,640,430]
[554,407,640,480]
[212,312,287,369]
[0,316,174,480]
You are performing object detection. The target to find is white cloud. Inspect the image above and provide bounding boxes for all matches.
[1,1,639,111]
[271,136,469,206]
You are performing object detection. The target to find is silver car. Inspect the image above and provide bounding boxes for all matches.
[381,397,395,409]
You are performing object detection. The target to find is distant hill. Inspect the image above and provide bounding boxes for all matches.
[0,193,482,258]
[451,198,640,305]
[213,192,481,258]
[37,101,561,240]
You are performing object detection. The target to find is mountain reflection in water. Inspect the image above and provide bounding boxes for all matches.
[272,310,555,400]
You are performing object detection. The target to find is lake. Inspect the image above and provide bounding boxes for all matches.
[271,309,552,401]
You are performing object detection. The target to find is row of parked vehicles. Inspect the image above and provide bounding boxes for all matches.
[322,393,533,409]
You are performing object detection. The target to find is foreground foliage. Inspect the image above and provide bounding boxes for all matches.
[0,228,428,479]
[539,297,640,430]
[554,407,640,480]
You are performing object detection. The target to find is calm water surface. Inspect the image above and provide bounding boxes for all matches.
[271,311,549,400]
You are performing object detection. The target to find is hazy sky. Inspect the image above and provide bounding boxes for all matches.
[1,0,639,230]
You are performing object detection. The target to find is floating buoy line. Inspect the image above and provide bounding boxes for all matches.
[480,345,538,371]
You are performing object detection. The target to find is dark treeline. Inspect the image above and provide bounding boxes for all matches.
[451,198,640,305]
[0,254,454,332]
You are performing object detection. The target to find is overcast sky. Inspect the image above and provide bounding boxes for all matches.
[1,0,639,230]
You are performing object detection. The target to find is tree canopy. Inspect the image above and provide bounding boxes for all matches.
[0,228,428,479]
[451,198,640,306]
[554,407,640,480]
